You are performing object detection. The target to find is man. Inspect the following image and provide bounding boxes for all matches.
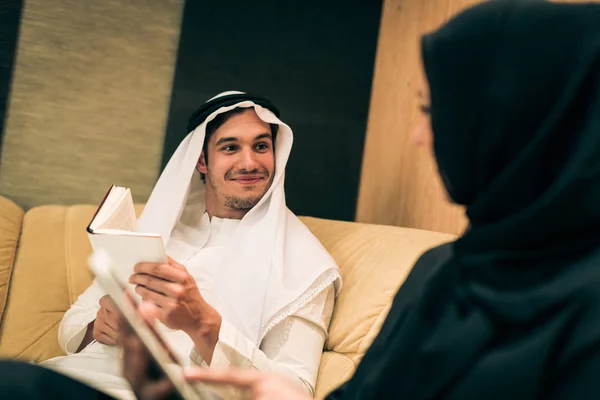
[37,91,342,400]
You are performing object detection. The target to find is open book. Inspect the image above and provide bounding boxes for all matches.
[87,185,167,286]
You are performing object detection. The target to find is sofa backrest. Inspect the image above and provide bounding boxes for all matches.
[300,217,454,398]
[0,202,456,398]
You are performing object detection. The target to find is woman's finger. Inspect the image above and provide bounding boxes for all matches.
[122,334,149,390]
[138,300,159,323]
[185,368,260,388]
[139,379,175,400]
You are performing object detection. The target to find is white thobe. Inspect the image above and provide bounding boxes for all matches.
[40,213,334,400]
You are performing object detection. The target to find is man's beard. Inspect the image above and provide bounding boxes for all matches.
[206,170,273,211]
[223,194,262,210]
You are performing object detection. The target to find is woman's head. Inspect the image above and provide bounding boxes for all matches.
[418,0,600,252]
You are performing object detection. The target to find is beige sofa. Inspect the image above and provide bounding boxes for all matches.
[0,195,455,398]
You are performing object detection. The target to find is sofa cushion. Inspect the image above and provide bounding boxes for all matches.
[0,196,24,326]
[300,217,455,398]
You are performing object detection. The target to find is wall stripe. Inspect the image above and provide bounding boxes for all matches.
[0,0,183,209]
[0,0,23,163]
[162,0,383,222]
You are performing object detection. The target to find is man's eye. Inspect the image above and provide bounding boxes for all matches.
[256,143,270,151]
[222,145,238,152]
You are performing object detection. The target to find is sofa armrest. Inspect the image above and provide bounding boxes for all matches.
[0,202,146,362]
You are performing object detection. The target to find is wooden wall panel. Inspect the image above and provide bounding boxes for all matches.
[357,0,481,235]
[357,0,597,235]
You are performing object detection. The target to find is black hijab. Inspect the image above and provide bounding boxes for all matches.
[425,0,600,256]
[328,1,600,399]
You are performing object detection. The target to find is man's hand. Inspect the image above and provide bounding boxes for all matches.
[93,295,120,345]
[130,257,222,362]
[185,368,314,400]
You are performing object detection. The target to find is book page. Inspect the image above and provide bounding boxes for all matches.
[91,229,158,237]
[98,187,138,232]
[90,185,122,231]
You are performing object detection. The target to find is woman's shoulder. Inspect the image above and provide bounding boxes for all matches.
[550,248,600,374]
[415,242,454,266]
[392,242,455,300]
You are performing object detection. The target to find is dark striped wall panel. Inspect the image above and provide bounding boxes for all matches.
[0,1,23,162]
[0,0,183,209]
[163,0,383,221]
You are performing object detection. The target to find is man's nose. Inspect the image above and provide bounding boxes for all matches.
[238,148,260,170]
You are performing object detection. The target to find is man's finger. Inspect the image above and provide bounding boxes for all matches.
[133,263,187,282]
[130,274,184,299]
[100,319,119,338]
[96,331,118,346]
[167,256,186,271]
[102,333,118,346]
[184,368,261,388]
[102,297,118,313]
[99,295,115,310]
[104,312,121,330]
[134,285,176,309]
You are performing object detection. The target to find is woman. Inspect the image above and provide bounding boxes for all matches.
[170,0,600,398]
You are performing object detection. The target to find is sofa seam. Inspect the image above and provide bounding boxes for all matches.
[64,207,75,304]
[356,299,392,357]
[13,319,61,358]
[0,208,25,336]
[334,351,357,368]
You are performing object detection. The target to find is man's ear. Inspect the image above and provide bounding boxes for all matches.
[196,151,208,174]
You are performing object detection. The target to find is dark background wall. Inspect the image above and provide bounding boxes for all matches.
[0,0,385,223]
[163,0,383,221]
[0,0,23,161]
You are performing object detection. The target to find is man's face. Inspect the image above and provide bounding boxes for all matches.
[197,109,275,217]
